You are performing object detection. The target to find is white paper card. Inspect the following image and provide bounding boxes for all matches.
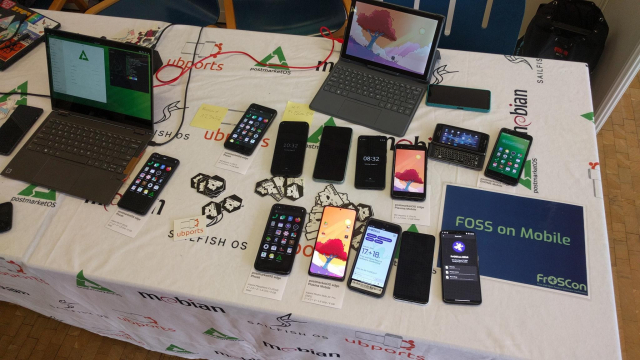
[215,150,254,174]
[105,209,150,238]
[243,270,288,300]
[173,215,207,242]
[477,175,516,193]
[593,179,603,198]
[391,185,431,226]
[589,168,601,180]
[302,277,346,309]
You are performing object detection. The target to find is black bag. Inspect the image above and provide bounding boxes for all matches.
[515,0,608,73]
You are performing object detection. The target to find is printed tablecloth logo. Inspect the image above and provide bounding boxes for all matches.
[518,159,539,193]
[92,328,145,346]
[203,327,242,341]
[115,310,176,332]
[251,46,291,75]
[263,341,340,358]
[0,285,29,296]
[308,117,336,145]
[166,42,224,71]
[166,344,195,354]
[273,313,306,328]
[0,258,48,284]
[138,291,226,313]
[50,300,108,318]
[510,89,530,127]
[430,64,458,85]
[76,270,120,296]
[504,55,532,69]
[10,184,57,208]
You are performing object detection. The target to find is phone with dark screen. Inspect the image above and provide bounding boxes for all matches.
[0,105,43,155]
[312,126,353,183]
[393,231,435,305]
[426,85,491,113]
[355,135,387,190]
[270,121,309,177]
[254,204,307,275]
[440,230,482,305]
[0,202,12,233]
[224,104,277,156]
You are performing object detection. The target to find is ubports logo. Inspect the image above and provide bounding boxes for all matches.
[510,89,530,126]
[166,43,224,71]
[537,274,587,293]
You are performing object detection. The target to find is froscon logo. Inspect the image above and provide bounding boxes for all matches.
[453,241,465,253]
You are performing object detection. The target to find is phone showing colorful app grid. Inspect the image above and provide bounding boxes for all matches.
[254,204,307,275]
[224,103,277,156]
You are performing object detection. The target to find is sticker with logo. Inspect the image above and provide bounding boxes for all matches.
[255,177,304,202]
[138,291,226,313]
[111,26,163,48]
[76,270,120,296]
[250,46,290,75]
[0,0,15,10]
[0,258,49,284]
[115,310,176,332]
[10,184,57,207]
[166,344,196,354]
[50,300,109,318]
[0,80,27,119]
[203,327,242,341]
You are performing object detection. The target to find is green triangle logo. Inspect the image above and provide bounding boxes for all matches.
[166,344,194,354]
[580,112,594,122]
[17,184,56,200]
[394,224,419,259]
[76,270,115,293]
[307,117,336,143]
[255,46,287,67]
[203,327,240,341]
[518,159,532,190]
[79,50,89,61]
[0,80,28,106]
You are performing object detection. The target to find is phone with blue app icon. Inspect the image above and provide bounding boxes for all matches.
[440,230,482,305]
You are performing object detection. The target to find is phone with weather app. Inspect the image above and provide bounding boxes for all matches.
[224,103,277,156]
[254,204,307,275]
[484,128,533,186]
[117,153,179,215]
[440,230,482,305]
[347,218,402,298]
[308,206,357,281]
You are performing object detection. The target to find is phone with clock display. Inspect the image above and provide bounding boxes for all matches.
[225,103,277,156]
[347,218,402,298]
[355,135,387,190]
[391,143,427,201]
[271,121,309,177]
[440,230,482,305]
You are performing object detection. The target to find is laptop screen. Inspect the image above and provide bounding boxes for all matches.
[344,1,442,78]
[45,30,153,129]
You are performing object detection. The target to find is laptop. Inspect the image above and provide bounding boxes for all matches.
[2,29,154,204]
[310,0,444,136]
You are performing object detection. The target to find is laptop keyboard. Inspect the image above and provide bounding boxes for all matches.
[322,65,424,115]
[27,119,142,174]
[431,144,480,168]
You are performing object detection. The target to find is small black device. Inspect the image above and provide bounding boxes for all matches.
[254,204,307,275]
[0,202,12,233]
[0,105,43,155]
[428,123,490,170]
[270,121,309,177]
[426,85,491,113]
[355,135,387,190]
[440,230,482,305]
[393,232,435,305]
[224,104,277,156]
[117,153,179,215]
[313,126,353,183]
[391,143,427,201]
[347,218,402,297]
[484,128,533,186]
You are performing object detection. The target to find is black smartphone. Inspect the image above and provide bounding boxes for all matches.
[391,143,427,201]
[428,124,490,170]
[0,105,43,155]
[355,135,387,190]
[254,204,307,275]
[312,126,353,183]
[393,232,435,305]
[484,128,533,186]
[308,206,357,281]
[347,218,402,298]
[440,230,482,305]
[224,104,277,156]
[270,121,309,177]
[426,85,491,113]
[0,202,12,233]
[117,153,179,215]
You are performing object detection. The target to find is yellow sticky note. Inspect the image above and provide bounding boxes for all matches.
[190,104,228,130]
[283,101,314,125]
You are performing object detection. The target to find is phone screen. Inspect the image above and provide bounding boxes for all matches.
[0,105,42,155]
[313,126,353,183]
[355,136,387,189]
[309,206,357,280]
[226,105,276,155]
[350,222,400,295]
[440,231,482,304]
[393,148,426,194]
[487,132,531,179]
[271,121,309,177]
[118,154,178,215]
[438,126,482,151]
[0,202,12,233]
[254,205,306,274]
[427,85,491,110]
[393,232,435,304]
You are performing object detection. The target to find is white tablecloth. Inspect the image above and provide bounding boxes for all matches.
[0,10,619,360]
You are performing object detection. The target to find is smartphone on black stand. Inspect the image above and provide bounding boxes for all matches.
[393,231,435,305]
[0,105,43,155]
[354,135,387,190]
[224,104,277,156]
[117,153,179,215]
[484,128,533,186]
[391,143,427,201]
[312,126,353,183]
[440,230,482,305]
[270,121,309,177]
[254,204,307,275]
[308,206,357,281]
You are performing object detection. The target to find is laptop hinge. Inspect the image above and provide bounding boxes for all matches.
[367,65,400,76]
[58,110,70,117]
[133,129,146,135]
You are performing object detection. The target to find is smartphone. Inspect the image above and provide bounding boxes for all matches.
[426,85,491,113]
[354,135,387,190]
[0,105,43,155]
[484,128,533,186]
[428,124,490,170]
[308,206,357,281]
[270,121,309,177]
[312,126,353,183]
[440,230,482,305]
[224,104,277,156]
[117,153,179,215]
[347,218,402,297]
[0,202,12,233]
[254,204,307,275]
[391,143,427,201]
[393,232,435,305]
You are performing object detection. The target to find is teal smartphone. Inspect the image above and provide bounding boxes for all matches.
[312,126,353,183]
[426,85,491,113]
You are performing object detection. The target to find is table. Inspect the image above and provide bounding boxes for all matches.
[0,10,620,360]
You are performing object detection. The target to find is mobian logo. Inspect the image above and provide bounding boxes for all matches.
[315,60,335,72]
[166,344,195,354]
[307,117,336,146]
[11,184,57,207]
[510,89,530,127]
[345,339,423,359]
[0,258,48,285]
[138,291,226,313]
[518,159,539,193]
[76,270,120,296]
[264,341,340,358]
[203,327,242,341]
[79,50,88,61]
[251,46,291,75]
[115,310,176,332]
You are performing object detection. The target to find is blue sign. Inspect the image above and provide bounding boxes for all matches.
[441,185,588,296]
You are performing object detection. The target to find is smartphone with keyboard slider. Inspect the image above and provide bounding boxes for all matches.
[428,124,489,170]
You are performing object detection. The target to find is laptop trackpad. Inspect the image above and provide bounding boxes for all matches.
[337,101,380,125]
[33,159,84,191]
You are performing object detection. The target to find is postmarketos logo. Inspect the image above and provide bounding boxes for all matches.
[203,327,242,341]
[10,184,57,207]
[166,344,195,354]
[76,270,120,296]
[251,46,291,75]
[138,291,226,313]
[79,50,88,61]
[518,159,539,193]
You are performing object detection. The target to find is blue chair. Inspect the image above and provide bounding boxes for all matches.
[85,0,220,27]
[384,0,525,55]
[225,0,348,36]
